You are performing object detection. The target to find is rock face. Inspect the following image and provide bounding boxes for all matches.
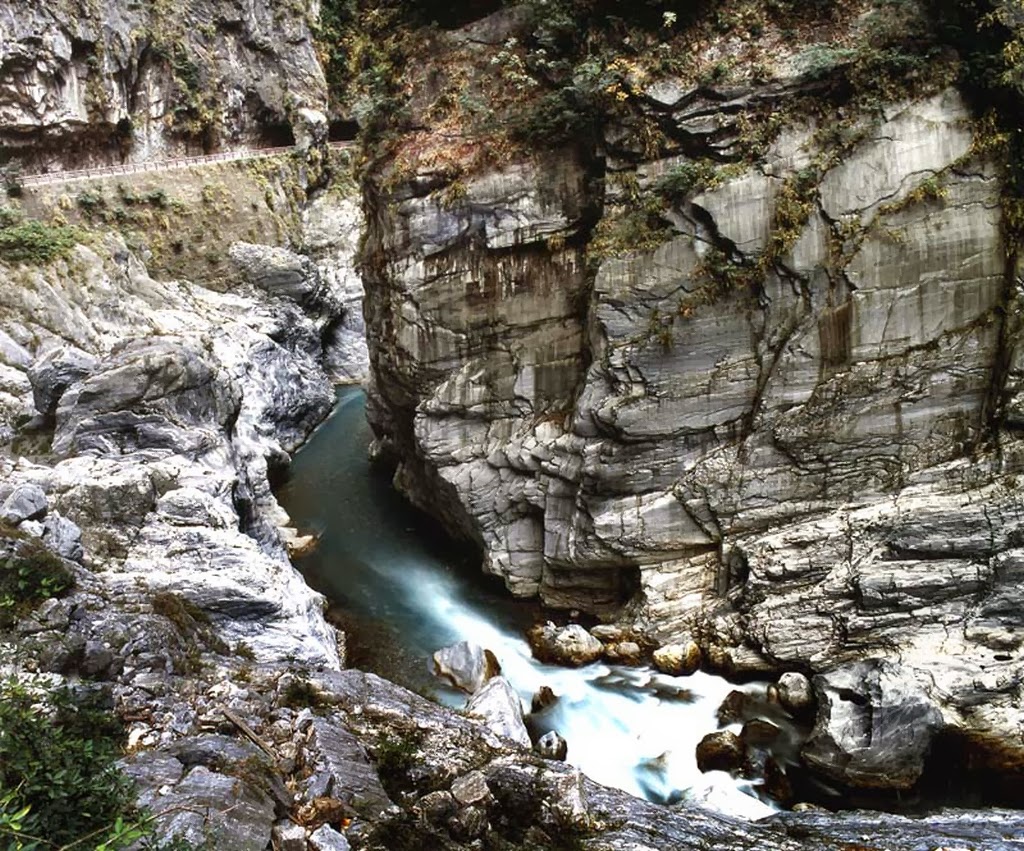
[0,0,327,170]
[361,11,1024,800]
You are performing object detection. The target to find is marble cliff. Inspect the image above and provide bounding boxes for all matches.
[1,0,1024,848]
[362,2,1024,802]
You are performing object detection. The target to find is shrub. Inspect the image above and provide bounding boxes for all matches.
[0,219,78,265]
[0,539,74,629]
[0,679,138,848]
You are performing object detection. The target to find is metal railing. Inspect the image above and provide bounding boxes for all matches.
[19,141,354,188]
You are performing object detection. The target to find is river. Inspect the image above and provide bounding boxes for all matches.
[278,386,782,819]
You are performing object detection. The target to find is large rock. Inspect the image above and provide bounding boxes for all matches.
[802,661,943,791]
[695,731,746,774]
[652,641,701,677]
[432,640,501,694]
[527,623,603,667]
[302,717,394,819]
[27,346,97,419]
[1,483,47,524]
[465,677,530,748]
[229,243,324,306]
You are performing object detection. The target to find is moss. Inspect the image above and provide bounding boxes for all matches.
[151,590,230,662]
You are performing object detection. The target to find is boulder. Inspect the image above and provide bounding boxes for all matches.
[774,672,814,715]
[604,640,642,663]
[536,730,568,761]
[465,676,530,748]
[802,660,943,791]
[229,242,323,305]
[432,640,501,693]
[696,730,746,774]
[27,346,97,419]
[1,483,47,524]
[527,622,603,667]
[42,513,83,561]
[652,641,701,677]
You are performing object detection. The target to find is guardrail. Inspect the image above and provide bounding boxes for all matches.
[19,141,354,188]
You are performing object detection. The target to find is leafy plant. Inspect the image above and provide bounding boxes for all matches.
[0,219,78,265]
[0,679,137,849]
[0,540,74,629]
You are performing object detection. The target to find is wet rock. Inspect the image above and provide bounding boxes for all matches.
[775,672,814,715]
[531,685,558,713]
[465,677,530,748]
[696,730,746,774]
[536,730,568,761]
[763,757,793,805]
[604,640,642,663]
[527,622,603,667]
[802,660,943,791]
[717,690,754,725]
[741,719,781,747]
[309,824,351,851]
[432,640,501,694]
[1,483,47,524]
[652,641,702,676]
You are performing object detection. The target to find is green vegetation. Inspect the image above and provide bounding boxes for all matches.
[0,679,139,849]
[0,210,78,265]
[0,538,74,629]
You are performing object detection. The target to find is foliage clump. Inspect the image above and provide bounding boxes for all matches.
[0,679,139,849]
[0,538,74,629]
[0,211,78,265]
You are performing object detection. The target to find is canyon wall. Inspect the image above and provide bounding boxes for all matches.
[0,0,327,170]
[362,4,1024,797]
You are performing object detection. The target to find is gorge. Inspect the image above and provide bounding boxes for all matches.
[1,0,1024,849]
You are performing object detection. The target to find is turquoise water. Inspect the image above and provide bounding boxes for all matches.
[278,386,778,818]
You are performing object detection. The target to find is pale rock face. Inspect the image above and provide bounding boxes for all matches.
[465,676,531,748]
[0,216,362,667]
[363,84,1024,792]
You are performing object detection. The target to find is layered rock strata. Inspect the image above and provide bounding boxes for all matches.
[0,0,327,170]
[362,16,1024,799]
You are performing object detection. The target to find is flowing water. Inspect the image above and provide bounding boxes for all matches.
[278,386,781,819]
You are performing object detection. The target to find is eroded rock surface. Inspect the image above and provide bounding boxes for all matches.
[0,0,327,170]
[361,12,1024,802]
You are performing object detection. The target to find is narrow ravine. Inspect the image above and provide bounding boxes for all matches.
[279,387,788,819]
